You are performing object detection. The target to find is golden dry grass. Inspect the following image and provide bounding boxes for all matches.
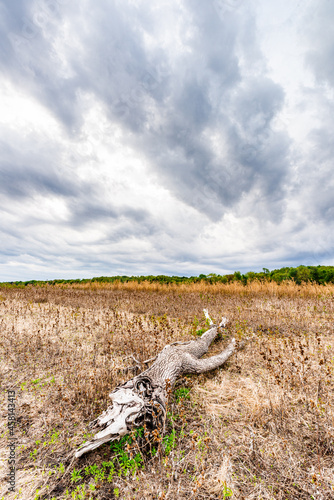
[0,282,333,499]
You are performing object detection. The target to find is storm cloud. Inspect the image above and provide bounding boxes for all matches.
[0,0,333,281]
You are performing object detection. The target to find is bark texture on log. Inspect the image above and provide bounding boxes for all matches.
[75,311,236,458]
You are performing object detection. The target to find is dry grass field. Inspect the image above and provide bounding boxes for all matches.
[0,281,333,499]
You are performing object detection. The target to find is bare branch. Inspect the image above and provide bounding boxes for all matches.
[181,339,236,374]
[203,308,213,325]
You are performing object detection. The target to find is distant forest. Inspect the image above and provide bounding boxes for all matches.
[1,265,334,287]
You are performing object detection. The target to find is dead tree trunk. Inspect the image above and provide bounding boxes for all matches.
[75,310,236,458]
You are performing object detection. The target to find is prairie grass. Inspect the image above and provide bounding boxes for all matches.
[0,282,333,499]
[56,279,334,298]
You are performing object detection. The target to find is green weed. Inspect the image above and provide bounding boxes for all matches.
[70,468,83,483]
[174,386,190,402]
[163,429,177,455]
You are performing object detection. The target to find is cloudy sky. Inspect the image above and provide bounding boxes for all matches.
[0,0,333,281]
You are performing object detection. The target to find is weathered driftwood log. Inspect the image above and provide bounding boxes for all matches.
[75,310,236,458]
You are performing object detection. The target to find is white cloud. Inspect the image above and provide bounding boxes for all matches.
[0,0,333,281]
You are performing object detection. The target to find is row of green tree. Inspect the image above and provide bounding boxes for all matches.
[1,265,334,288]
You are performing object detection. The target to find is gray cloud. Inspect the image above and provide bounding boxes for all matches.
[304,0,334,87]
[2,0,291,219]
[295,0,334,225]
[0,160,76,199]
[0,0,333,280]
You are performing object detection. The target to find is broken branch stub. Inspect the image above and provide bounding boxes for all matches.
[75,310,236,458]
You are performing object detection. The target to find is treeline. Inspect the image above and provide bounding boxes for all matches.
[1,265,334,288]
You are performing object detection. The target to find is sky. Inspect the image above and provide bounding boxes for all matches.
[0,0,333,281]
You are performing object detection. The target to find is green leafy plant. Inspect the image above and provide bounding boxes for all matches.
[195,328,206,336]
[71,484,87,499]
[163,429,177,455]
[222,482,233,498]
[70,468,83,483]
[58,462,65,474]
[174,387,190,402]
[50,431,59,443]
